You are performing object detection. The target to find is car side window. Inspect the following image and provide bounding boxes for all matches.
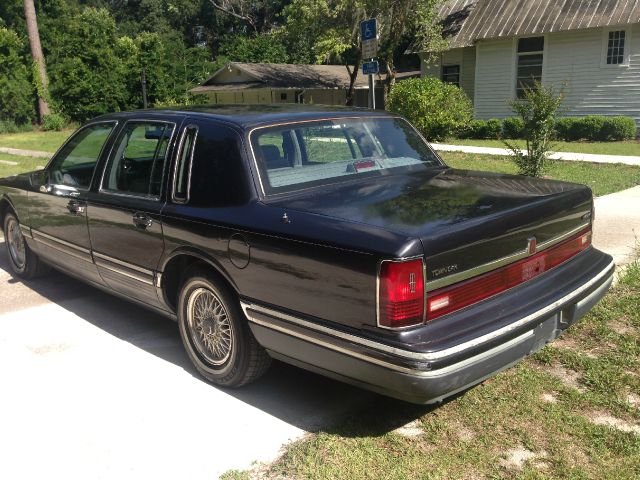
[49,122,116,189]
[103,121,175,197]
[184,122,248,207]
[173,125,198,203]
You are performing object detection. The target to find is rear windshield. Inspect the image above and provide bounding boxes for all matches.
[250,117,443,195]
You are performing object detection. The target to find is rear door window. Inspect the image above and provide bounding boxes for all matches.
[102,121,175,197]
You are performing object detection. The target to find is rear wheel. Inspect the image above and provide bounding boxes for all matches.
[177,268,271,387]
[3,212,46,279]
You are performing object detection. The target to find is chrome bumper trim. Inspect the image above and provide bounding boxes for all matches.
[427,222,591,292]
[242,259,614,364]
[32,229,92,262]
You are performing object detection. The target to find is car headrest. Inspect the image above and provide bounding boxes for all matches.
[260,144,282,166]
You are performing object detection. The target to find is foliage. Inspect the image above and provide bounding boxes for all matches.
[504,82,564,177]
[218,33,289,63]
[485,118,502,139]
[387,77,473,141]
[502,117,525,139]
[0,27,35,125]
[41,112,66,131]
[461,119,503,140]
[555,116,637,142]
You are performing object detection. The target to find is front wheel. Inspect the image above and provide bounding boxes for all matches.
[177,269,271,387]
[3,212,46,279]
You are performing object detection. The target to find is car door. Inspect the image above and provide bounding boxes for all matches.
[86,119,177,308]
[29,121,118,284]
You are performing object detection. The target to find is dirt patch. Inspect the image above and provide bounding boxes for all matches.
[587,412,640,435]
[392,420,423,438]
[540,392,558,404]
[609,320,634,336]
[626,392,640,408]
[499,446,547,471]
[545,364,586,393]
[551,337,598,358]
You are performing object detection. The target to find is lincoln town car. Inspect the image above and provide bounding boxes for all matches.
[0,106,614,403]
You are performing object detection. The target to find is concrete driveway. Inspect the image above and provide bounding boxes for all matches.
[0,237,383,480]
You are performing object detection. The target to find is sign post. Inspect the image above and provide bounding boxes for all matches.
[360,18,378,109]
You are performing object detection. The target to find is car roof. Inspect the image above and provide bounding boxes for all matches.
[93,104,395,130]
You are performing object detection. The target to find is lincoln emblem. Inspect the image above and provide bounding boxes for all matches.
[527,237,537,255]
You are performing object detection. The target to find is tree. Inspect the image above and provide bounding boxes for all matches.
[504,82,565,177]
[206,0,285,34]
[23,0,50,121]
[281,0,447,106]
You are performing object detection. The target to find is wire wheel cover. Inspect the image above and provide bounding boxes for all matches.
[187,287,234,365]
[6,217,26,269]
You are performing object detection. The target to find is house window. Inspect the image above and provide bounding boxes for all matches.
[607,30,626,64]
[280,92,288,101]
[516,36,544,98]
[442,65,460,87]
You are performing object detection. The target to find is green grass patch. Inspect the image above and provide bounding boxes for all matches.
[261,261,640,480]
[445,138,640,157]
[0,129,74,153]
[0,153,48,178]
[441,152,640,197]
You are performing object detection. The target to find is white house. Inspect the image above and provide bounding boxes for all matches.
[421,0,640,126]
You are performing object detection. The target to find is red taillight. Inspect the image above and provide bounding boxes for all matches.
[427,227,592,320]
[378,258,425,328]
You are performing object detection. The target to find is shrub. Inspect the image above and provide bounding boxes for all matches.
[0,28,36,126]
[578,115,606,141]
[460,119,487,139]
[554,117,579,141]
[601,116,636,141]
[504,82,564,177]
[485,119,502,139]
[42,113,66,131]
[0,120,19,134]
[387,77,473,141]
[554,116,637,141]
[502,117,525,139]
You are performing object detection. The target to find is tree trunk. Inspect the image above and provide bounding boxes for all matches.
[383,58,396,109]
[24,0,50,122]
[345,50,362,107]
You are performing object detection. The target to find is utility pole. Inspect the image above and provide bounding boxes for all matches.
[141,69,148,109]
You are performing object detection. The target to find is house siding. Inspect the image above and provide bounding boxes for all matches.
[420,47,476,101]
[474,38,515,118]
[472,25,640,125]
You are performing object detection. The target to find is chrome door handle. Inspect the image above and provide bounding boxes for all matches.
[132,213,153,229]
[67,200,86,215]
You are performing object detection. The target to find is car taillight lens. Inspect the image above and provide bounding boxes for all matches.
[378,258,425,328]
[427,227,592,320]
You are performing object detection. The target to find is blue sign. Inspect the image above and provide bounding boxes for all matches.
[362,60,379,75]
[361,18,377,42]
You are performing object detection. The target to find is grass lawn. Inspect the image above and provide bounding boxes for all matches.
[0,129,74,153]
[445,138,640,157]
[225,261,640,480]
[0,153,48,178]
[441,152,640,197]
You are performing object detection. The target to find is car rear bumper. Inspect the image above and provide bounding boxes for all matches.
[243,248,615,404]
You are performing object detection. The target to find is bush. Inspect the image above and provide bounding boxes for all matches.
[460,120,487,139]
[601,116,636,141]
[42,113,66,131]
[554,116,637,141]
[502,117,525,139]
[554,117,578,141]
[387,77,473,141]
[0,120,19,134]
[0,28,36,126]
[485,119,502,139]
[504,82,564,177]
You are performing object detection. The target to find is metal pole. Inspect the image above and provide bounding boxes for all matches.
[368,73,375,109]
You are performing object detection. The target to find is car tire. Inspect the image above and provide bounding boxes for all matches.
[177,267,271,387]
[3,212,46,279]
